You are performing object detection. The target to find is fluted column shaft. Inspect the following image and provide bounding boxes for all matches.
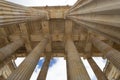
[0,1,48,26]
[66,0,120,44]
[0,39,24,62]
[65,38,90,80]
[37,56,51,80]
[92,37,120,70]
[7,35,49,80]
[87,57,108,80]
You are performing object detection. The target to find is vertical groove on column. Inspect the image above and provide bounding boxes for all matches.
[7,35,49,80]
[66,0,120,44]
[92,37,120,70]
[0,0,48,26]
[66,39,90,80]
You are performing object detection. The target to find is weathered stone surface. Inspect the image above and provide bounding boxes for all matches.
[66,39,90,80]
[7,35,49,80]
[0,39,24,62]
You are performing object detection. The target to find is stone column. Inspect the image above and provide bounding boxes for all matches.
[87,57,108,80]
[7,35,49,80]
[65,39,90,80]
[66,58,70,80]
[37,56,51,80]
[92,37,120,70]
[0,1,48,26]
[0,39,24,62]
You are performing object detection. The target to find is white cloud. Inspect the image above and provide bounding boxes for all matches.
[46,57,67,80]
[29,57,67,80]
[6,0,77,6]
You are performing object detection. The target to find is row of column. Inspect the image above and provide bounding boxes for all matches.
[5,35,91,80]
[0,0,48,26]
[7,35,49,80]
[0,34,90,80]
[0,35,51,80]
[0,34,120,80]
[66,0,120,44]
[91,36,120,70]
[66,0,120,79]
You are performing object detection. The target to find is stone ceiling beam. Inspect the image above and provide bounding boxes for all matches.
[19,23,32,52]
[84,32,92,58]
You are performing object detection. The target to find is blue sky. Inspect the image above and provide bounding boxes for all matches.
[36,58,58,69]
